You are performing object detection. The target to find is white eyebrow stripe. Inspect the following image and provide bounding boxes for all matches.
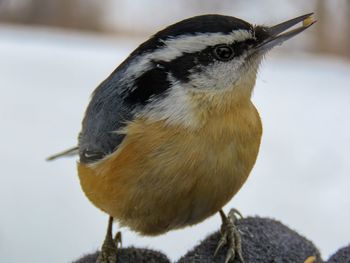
[157,29,253,61]
[120,30,254,88]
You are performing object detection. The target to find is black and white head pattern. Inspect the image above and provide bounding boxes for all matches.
[115,15,267,126]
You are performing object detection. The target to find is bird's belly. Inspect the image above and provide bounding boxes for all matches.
[78,111,261,235]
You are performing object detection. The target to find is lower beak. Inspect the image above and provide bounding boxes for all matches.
[255,13,316,52]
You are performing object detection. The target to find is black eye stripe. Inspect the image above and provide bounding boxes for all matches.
[144,38,257,85]
[155,48,215,82]
[229,39,257,57]
[120,39,257,106]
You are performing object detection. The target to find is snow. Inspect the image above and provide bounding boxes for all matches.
[1,25,349,263]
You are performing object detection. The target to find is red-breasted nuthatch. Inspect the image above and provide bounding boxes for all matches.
[49,13,315,263]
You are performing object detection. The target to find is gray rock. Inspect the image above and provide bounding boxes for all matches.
[72,247,170,263]
[73,217,335,263]
[327,244,350,263]
[178,217,323,263]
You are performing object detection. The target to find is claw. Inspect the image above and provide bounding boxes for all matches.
[214,232,227,257]
[228,208,243,219]
[225,247,235,263]
[214,209,245,263]
[234,227,244,263]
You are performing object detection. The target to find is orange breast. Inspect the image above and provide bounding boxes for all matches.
[78,101,262,235]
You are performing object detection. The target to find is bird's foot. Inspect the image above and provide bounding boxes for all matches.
[214,209,244,263]
[96,217,122,263]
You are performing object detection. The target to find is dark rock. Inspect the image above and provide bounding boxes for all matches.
[177,217,323,263]
[72,247,171,263]
[327,244,350,263]
[74,217,344,263]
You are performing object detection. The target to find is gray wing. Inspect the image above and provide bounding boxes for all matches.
[78,74,135,164]
[50,41,172,164]
[46,76,134,163]
[78,53,172,164]
[46,84,132,164]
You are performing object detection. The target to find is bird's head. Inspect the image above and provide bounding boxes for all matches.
[109,14,315,127]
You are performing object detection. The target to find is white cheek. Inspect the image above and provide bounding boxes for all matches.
[188,55,247,90]
[138,84,197,128]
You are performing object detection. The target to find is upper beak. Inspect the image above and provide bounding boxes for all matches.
[254,13,316,51]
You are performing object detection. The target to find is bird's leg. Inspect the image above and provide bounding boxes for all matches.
[214,208,244,263]
[96,216,122,263]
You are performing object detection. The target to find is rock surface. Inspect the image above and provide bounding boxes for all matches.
[73,217,349,263]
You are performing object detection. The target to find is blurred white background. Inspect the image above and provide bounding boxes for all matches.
[0,1,350,263]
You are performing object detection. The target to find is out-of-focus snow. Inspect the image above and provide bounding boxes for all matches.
[0,25,349,263]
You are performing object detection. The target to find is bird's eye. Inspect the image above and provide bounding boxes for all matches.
[213,44,234,61]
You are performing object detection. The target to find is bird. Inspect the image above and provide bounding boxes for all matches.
[48,13,315,263]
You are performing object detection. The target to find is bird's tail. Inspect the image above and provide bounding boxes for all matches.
[46,146,79,161]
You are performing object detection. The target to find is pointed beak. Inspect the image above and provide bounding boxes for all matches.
[254,13,316,52]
